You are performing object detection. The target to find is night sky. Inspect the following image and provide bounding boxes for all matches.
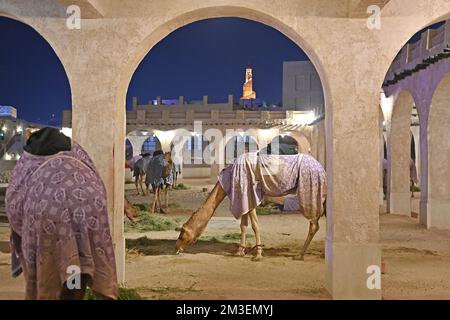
[0,17,308,126]
[0,16,441,126]
[126,18,309,108]
[0,17,71,126]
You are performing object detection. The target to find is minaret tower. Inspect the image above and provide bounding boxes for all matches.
[241,67,257,100]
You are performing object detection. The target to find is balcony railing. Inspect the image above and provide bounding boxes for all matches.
[383,20,450,87]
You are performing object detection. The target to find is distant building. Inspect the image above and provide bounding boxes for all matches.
[0,106,56,166]
[282,61,324,117]
[241,67,256,100]
[0,106,17,119]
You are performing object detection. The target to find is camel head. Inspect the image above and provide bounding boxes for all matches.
[175,223,197,254]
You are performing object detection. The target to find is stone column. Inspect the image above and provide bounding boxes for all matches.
[379,111,385,206]
[389,93,413,216]
[127,135,148,157]
[72,79,126,283]
[427,76,450,229]
[324,75,381,300]
[316,120,326,166]
[418,109,429,227]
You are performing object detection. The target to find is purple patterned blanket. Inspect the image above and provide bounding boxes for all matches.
[6,142,117,299]
[218,153,327,219]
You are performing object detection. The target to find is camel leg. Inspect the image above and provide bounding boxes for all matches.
[165,186,170,212]
[236,214,249,256]
[157,186,165,213]
[249,208,263,261]
[140,175,146,196]
[135,176,140,195]
[294,219,320,261]
[151,186,159,213]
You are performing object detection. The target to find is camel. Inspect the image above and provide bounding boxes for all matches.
[124,197,138,223]
[146,151,174,213]
[132,154,152,196]
[176,152,327,261]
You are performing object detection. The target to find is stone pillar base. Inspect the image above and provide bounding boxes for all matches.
[379,188,385,206]
[419,200,427,226]
[427,199,450,229]
[389,192,411,216]
[325,240,382,300]
[115,235,126,283]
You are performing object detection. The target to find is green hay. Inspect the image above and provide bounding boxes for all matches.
[199,232,254,244]
[134,203,150,211]
[256,207,282,216]
[140,283,201,294]
[125,211,178,232]
[173,183,189,190]
[84,285,143,300]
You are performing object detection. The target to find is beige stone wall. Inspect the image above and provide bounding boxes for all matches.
[3,0,450,299]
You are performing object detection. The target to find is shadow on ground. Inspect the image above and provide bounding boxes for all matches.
[126,237,325,259]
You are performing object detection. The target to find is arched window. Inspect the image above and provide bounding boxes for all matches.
[141,136,161,155]
[225,135,259,164]
[267,135,298,155]
[184,134,207,165]
[125,139,133,160]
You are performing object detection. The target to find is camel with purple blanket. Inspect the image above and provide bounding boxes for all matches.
[6,128,117,299]
[176,152,327,261]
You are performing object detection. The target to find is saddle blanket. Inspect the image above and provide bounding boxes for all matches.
[218,153,327,219]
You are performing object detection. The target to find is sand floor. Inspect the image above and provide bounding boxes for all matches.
[1,181,450,300]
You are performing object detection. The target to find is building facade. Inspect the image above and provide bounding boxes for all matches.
[282,61,324,117]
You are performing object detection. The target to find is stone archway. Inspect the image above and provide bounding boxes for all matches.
[110,3,444,299]
[125,139,133,160]
[224,134,259,164]
[141,135,162,155]
[428,72,450,228]
[4,0,450,300]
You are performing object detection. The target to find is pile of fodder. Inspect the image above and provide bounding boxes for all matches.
[125,210,178,233]
[199,232,254,244]
[256,206,283,216]
[84,285,143,300]
[173,183,189,190]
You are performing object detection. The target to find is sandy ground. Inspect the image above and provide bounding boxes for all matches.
[1,181,450,300]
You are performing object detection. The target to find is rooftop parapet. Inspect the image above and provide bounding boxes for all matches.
[383,20,450,87]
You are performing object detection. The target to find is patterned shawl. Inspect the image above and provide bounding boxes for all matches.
[219,153,327,219]
[145,154,167,187]
[6,142,117,300]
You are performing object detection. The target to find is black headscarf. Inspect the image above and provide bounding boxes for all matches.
[24,127,72,156]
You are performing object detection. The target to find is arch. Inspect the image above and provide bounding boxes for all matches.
[141,135,162,155]
[125,139,133,160]
[224,134,259,164]
[0,15,72,123]
[117,6,330,123]
[0,14,72,104]
[387,90,415,215]
[268,135,299,155]
[410,132,416,160]
[380,1,450,88]
[182,133,210,166]
[283,132,312,154]
[427,71,450,228]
